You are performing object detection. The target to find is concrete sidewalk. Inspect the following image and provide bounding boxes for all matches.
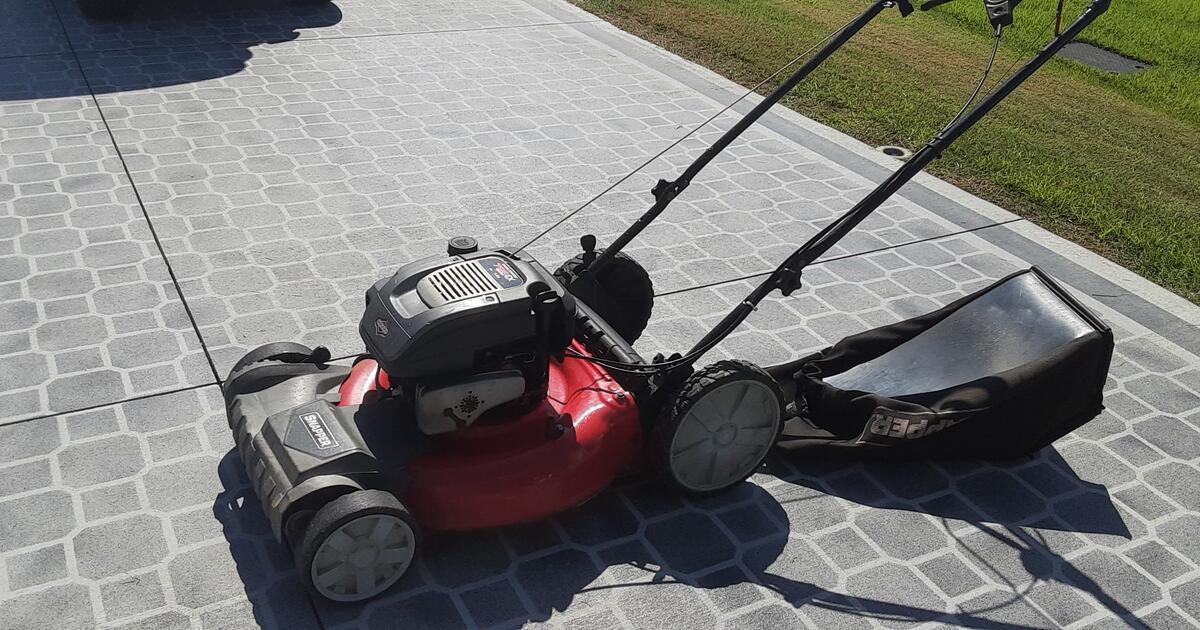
[1,0,1198,628]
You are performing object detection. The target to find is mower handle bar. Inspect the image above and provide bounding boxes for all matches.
[573,0,905,282]
[574,0,1032,285]
[681,0,1111,362]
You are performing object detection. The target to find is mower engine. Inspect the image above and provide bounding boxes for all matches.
[360,248,576,435]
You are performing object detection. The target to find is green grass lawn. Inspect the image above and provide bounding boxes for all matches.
[571,0,1200,303]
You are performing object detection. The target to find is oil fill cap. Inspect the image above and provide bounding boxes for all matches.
[447,236,479,256]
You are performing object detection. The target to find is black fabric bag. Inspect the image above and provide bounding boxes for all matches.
[776,267,1113,460]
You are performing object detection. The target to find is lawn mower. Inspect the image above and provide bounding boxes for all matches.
[223,0,1113,603]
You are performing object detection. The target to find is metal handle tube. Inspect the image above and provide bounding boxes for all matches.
[685,0,1111,359]
[579,0,893,279]
[786,0,1108,274]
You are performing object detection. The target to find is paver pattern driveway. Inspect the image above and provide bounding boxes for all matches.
[1,0,1199,628]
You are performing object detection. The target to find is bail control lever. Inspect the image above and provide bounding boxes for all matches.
[920,0,1021,29]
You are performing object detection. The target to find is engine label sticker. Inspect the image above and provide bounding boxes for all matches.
[299,411,340,450]
[478,258,525,288]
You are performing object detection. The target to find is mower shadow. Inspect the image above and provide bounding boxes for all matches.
[783,447,1144,628]
[212,450,325,629]
[215,447,1139,629]
[0,0,342,102]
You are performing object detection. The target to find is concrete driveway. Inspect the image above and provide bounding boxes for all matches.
[2,0,1199,628]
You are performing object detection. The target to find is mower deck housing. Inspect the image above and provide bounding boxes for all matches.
[225,340,640,541]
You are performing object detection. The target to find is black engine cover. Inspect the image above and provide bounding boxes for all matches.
[361,249,575,380]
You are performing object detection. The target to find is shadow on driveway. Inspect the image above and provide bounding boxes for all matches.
[213,445,1140,629]
[0,0,342,101]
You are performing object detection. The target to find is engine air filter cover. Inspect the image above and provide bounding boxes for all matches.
[417,257,526,308]
[360,250,574,380]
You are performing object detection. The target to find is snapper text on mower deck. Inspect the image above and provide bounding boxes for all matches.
[224,0,1114,603]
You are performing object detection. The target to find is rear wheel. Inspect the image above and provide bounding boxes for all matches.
[78,0,137,19]
[555,250,654,343]
[651,361,784,495]
[294,490,420,603]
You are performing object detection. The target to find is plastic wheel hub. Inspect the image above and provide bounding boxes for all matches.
[668,379,780,493]
[311,514,415,602]
[713,423,738,447]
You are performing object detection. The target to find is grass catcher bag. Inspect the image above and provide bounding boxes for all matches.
[776,267,1113,460]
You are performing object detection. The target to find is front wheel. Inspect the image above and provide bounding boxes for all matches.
[650,360,784,495]
[294,490,420,603]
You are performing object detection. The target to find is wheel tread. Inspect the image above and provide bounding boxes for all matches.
[650,360,783,495]
[293,489,420,603]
